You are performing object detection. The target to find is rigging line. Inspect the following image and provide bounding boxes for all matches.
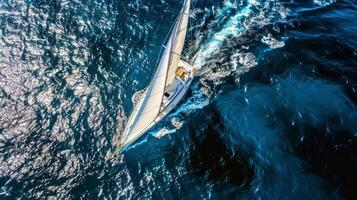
[125,1,189,139]
[165,0,190,78]
[127,119,157,142]
[149,14,179,86]
[138,105,163,116]
[134,76,188,132]
[159,1,185,112]
[192,0,204,39]
[170,50,183,58]
[169,1,188,62]
[146,87,167,97]
[171,0,188,51]
[124,18,179,142]
[177,26,188,33]
[151,71,170,80]
[124,20,178,134]
[193,0,198,9]
[189,3,193,43]
[133,81,185,133]
[192,0,199,32]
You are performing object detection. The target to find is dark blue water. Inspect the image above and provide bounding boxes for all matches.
[0,0,356,199]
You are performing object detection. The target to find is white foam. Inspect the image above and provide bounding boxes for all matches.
[261,34,285,49]
[144,86,210,140]
[313,0,336,6]
[171,87,210,116]
[171,118,184,129]
[152,128,177,139]
[194,0,258,69]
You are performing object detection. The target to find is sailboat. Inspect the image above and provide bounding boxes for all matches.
[116,0,194,154]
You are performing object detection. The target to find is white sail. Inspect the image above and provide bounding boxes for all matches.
[166,0,191,87]
[120,0,190,147]
[122,32,175,146]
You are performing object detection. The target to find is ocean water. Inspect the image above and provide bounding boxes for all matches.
[0,0,356,199]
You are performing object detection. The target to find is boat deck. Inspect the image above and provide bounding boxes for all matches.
[162,59,194,107]
[117,59,194,154]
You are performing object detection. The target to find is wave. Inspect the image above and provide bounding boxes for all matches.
[193,0,258,70]
[215,72,355,199]
[313,0,336,7]
[261,33,285,49]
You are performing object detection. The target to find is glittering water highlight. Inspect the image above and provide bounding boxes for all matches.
[0,0,356,199]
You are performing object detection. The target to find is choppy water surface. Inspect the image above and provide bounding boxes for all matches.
[0,0,356,199]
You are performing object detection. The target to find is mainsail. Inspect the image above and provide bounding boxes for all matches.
[121,0,191,147]
[165,0,191,88]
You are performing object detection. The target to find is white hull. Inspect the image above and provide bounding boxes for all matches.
[119,59,194,152]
